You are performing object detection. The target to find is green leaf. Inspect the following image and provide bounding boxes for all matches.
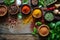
[22,0,28,4]
[49,22,55,29]
[48,21,60,40]
[50,30,54,34]
[4,0,14,6]
[35,22,42,26]
[32,32,35,35]
[18,13,22,19]
[51,34,55,39]
[10,0,14,3]
[40,1,44,6]
[32,32,37,36]
[56,35,60,39]
[33,27,37,33]
[48,37,50,40]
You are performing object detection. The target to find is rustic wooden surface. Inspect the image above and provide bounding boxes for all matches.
[0,35,39,40]
[0,0,60,40]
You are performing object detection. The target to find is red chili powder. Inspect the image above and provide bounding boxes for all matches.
[22,5,30,14]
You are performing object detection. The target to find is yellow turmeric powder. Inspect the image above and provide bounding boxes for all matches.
[22,14,33,24]
[32,9,42,18]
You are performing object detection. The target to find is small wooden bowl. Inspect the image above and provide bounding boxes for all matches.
[32,8,43,18]
[8,5,19,15]
[21,4,31,15]
[31,0,38,6]
[44,11,54,22]
[0,5,7,16]
[38,24,50,37]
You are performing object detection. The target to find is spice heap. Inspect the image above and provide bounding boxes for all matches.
[38,24,49,37]
[44,12,54,21]
[32,8,42,18]
[21,5,30,14]
[8,5,18,15]
[39,27,48,35]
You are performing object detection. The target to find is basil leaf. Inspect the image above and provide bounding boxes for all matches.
[33,27,37,33]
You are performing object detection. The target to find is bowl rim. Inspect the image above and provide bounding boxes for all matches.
[21,4,31,14]
[44,11,54,21]
[32,7,43,18]
[38,24,50,37]
[31,0,39,6]
[8,5,19,15]
[0,5,7,16]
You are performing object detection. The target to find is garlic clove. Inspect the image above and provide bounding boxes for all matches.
[55,4,60,8]
[58,12,60,14]
[53,9,59,14]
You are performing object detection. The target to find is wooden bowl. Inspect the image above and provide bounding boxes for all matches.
[0,5,7,16]
[32,8,43,18]
[21,4,31,15]
[38,24,50,37]
[8,5,19,15]
[31,0,38,6]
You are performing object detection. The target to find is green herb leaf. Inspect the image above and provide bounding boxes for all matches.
[35,22,42,26]
[51,34,55,39]
[4,0,14,6]
[33,27,37,33]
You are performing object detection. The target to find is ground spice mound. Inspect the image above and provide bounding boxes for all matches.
[22,5,30,14]
[8,5,18,15]
[39,27,49,35]
[32,9,42,18]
